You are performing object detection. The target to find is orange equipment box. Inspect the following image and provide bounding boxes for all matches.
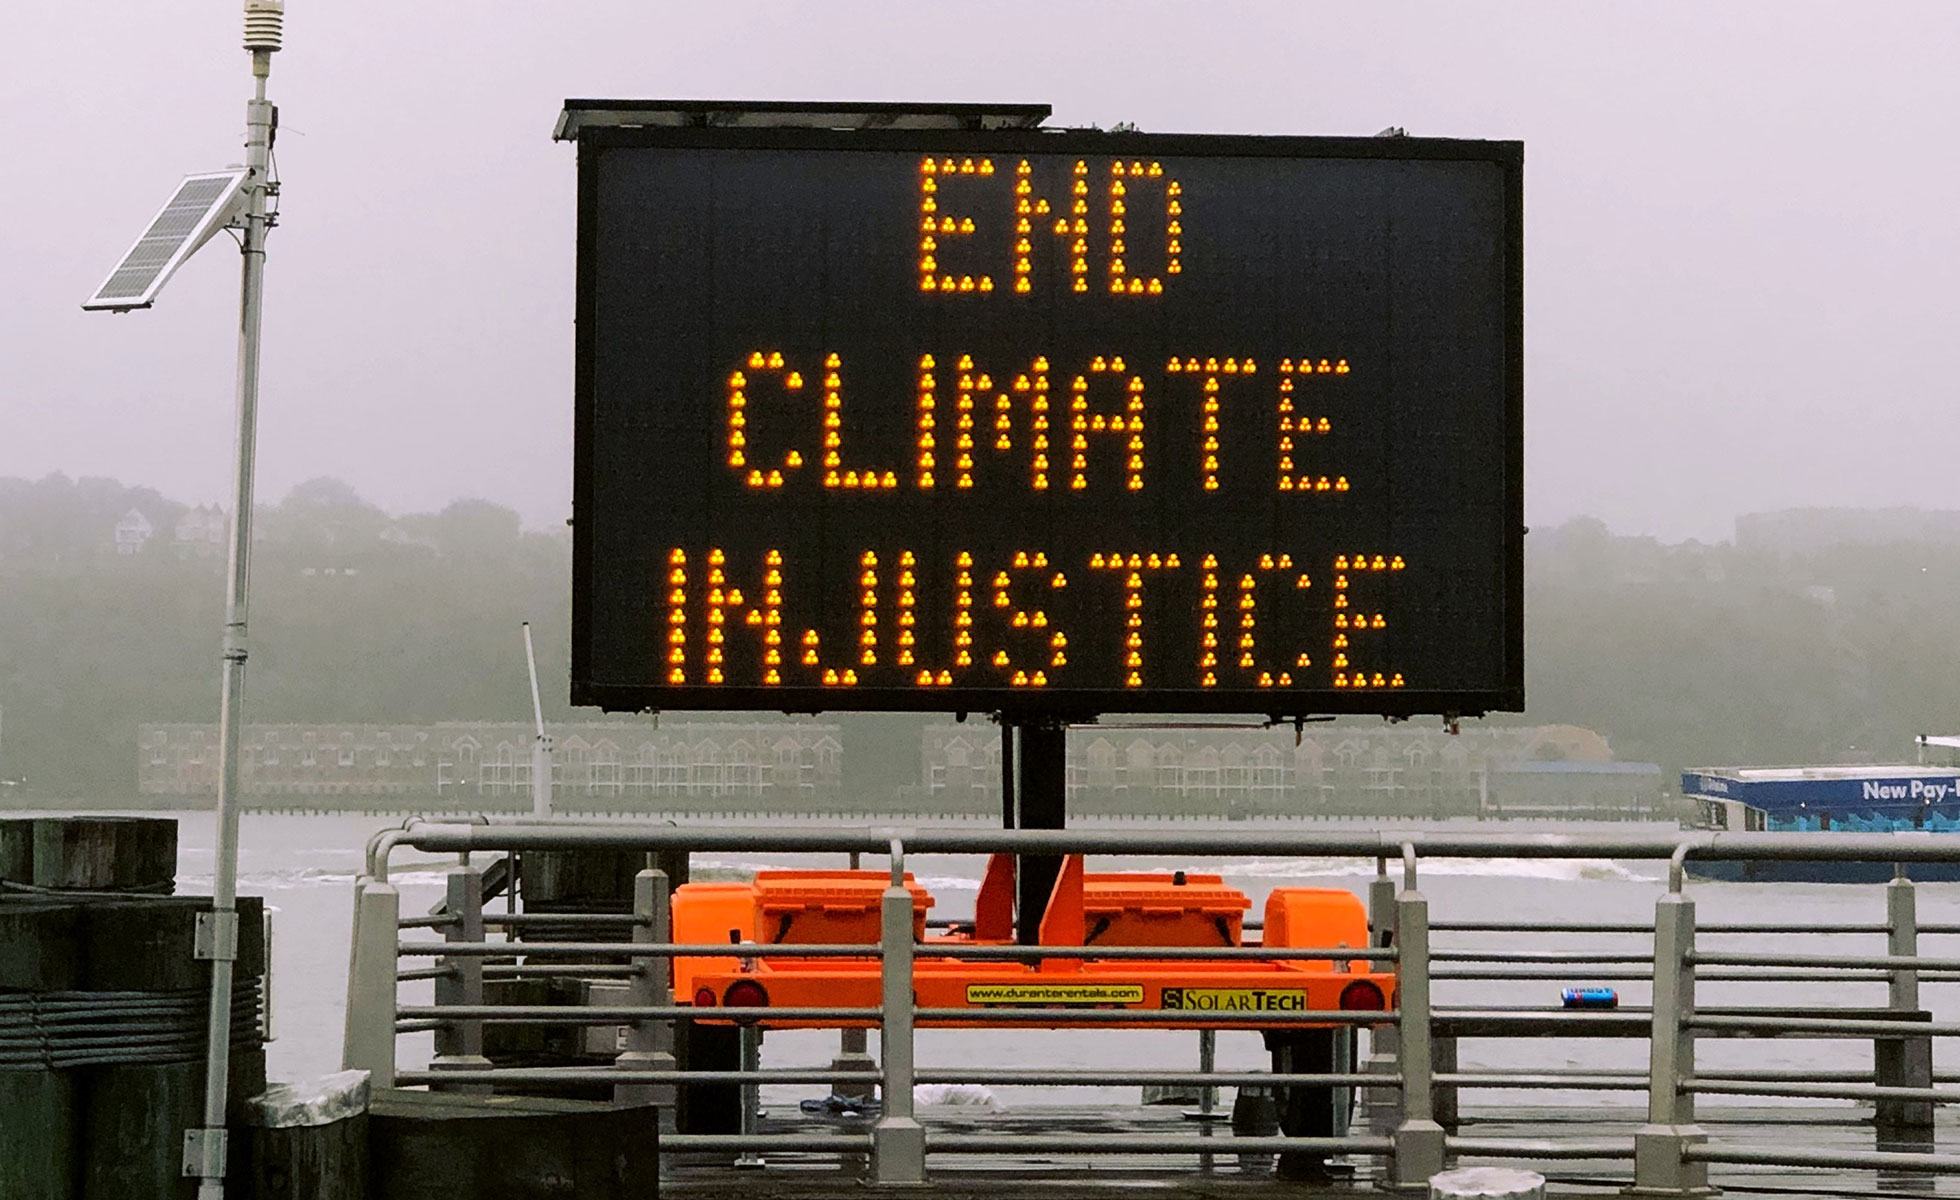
[753,870,933,944]
[1079,872,1250,947]
[668,872,931,1004]
[1263,887,1376,974]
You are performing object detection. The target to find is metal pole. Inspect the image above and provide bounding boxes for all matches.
[735,1025,765,1169]
[341,878,399,1083]
[872,879,926,1182]
[1196,1028,1217,1173]
[614,869,675,1109]
[1879,869,1933,1133]
[1364,859,1401,1138]
[1390,877,1444,1187]
[833,850,874,1101]
[431,864,489,1091]
[523,623,552,819]
[192,17,279,1195]
[1632,880,1710,1196]
[1015,720,1067,944]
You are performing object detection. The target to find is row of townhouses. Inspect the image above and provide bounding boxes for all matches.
[137,718,1662,818]
[924,722,1665,817]
[139,721,843,802]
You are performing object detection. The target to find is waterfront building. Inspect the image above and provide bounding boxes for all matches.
[137,720,843,808]
[922,722,1645,818]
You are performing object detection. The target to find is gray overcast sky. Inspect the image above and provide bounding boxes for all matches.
[3,3,1957,542]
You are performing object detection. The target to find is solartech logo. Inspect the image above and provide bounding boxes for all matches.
[1159,988,1307,1012]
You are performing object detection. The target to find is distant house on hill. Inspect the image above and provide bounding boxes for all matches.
[112,508,154,555]
[173,505,226,558]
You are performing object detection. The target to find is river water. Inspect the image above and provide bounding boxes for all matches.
[157,810,1960,1110]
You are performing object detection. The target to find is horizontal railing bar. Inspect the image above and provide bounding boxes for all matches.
[1683,1144,1960,1172]
[481,964,640,978]
[1691,951,1960,971]
[397,1005,879,1023]
[1698,1069,1876,1082]
[395,967,454,982]
[1432,921,1893,935]
[386,821,1960,865]
[1435,967,1896,981]
[919,943,1395,961]
[1440,1068,1879,1085]
[1446,1137,1636,1160]
[398,941,881,959]
[1439,1073,1647,1091]
[1437,967,1663,981]
[395,1068,881,1085]
[909,1006,1390,1025]
[397,915,456,930]
[662,1134,873,1153]
[1431,950,1655,964]
[912,1069,1388,1087]
[1432,921,1654,934]
[394,1020,444,1034]
[1684,1078,1960,1103]
[484,913,642,928]
[922,1134,1392,1155]
[1687,1014,1951,1036]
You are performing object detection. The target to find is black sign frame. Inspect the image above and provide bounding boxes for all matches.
[568,120,1523,720]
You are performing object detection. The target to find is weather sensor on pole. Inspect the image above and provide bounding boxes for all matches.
[83,2,285,1196]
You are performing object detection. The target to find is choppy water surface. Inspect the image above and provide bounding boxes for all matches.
[160,810,1960,1110]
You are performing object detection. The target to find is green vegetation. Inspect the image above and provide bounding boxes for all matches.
[0,475,1954,799]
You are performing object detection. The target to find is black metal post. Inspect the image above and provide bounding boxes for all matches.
[1000,723,1017,830]
[1014,720,1067,944]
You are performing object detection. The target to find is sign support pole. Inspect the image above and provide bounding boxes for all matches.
[1012,719,1068,943]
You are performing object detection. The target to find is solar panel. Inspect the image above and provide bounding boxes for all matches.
[83,169,250,311]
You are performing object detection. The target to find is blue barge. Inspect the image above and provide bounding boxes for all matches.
[1683,760,1960,881]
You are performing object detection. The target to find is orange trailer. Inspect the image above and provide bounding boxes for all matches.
[673,854,1393,1026]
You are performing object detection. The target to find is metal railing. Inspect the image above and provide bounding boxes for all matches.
[343,823,1960,1191]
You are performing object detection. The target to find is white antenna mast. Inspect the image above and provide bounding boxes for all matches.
[79,2,285,1193]
[524,622,554,818]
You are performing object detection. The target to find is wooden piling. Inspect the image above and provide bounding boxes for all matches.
[30,817,178,894]
[366,1089,657,1200]
[0,817,33,885]
[0,1070,80,1200]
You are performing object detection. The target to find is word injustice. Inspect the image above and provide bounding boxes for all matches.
[658,547,1407,692]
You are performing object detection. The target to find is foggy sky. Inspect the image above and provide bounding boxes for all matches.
[4,3,1957,543]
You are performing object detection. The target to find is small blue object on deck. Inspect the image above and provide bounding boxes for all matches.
[1561,987,1618,1009]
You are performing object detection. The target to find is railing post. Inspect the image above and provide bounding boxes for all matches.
[341,876,400,1086]
[1877,868,1933,1135]
[1632,878,1711,1197]
[432,862,491,1091]
[1197,1028,1217,1173]
[614,868,675,1110]
[832,850,877,1101]
[735,1024,766,1169]
[1391,857,1445,1189]
[871,874,925,1183]
[1365,858,1401,1139]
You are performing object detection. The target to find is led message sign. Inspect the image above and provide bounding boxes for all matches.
[569,124,1522,717]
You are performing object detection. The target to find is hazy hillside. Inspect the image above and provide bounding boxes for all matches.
[1,475,1954,798]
